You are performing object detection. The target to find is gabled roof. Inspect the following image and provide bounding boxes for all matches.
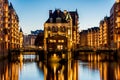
[69,10,79,26]
[9,2,14,10]
[20,27,23,32]
[45,9,79,25]
[46,9,67,23]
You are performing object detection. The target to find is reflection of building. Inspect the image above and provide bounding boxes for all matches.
[0,60,19,80]
[0,0,23,58]
[44,9,79,51]
[38,60,78,80]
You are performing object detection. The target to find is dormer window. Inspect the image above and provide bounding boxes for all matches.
[50,18,53,23]
[56,17,61,23]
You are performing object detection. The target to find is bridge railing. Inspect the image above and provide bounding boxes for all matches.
[9,46,44,52]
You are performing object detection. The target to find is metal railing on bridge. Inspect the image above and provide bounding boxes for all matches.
[75,47,117,52]
[9,47,44,52]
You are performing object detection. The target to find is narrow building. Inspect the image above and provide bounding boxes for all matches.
[99,17,110,48]
[110,0,120,48]
[80,27,99,48]
[0,0,23,58]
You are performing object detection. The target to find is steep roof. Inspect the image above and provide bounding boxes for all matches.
[9,2,14,9]
[46,9,67,23]
[69,11,79,26]
[45,9,79,25]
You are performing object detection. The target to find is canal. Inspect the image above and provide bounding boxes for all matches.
[0,52,120,80]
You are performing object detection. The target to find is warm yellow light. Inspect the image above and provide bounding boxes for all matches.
[116,0,120,3]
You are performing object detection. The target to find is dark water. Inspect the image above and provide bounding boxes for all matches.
[0,54,120,80]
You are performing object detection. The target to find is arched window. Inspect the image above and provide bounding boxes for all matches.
[48,26,51,31]
[63,26,66,32]
[60,26,66,32]
[55,26,58,32]
[52,26,58,32]
[52,26,55,32]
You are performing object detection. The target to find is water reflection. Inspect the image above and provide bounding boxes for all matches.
[0,53,120,80]
[38,60,78,80]
[0,60,19,80]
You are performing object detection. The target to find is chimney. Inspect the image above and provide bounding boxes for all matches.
[49,10,52,18]
[64,10,67,15]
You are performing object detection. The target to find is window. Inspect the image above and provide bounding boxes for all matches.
[60,26,66,32]
[62,26,66,32]
[48,26,51,31]
[56,17,61,23]
[52,26,58,32]
[58,40,64,43]
[52,26,55,32]
[68,29,70,35]
[50,18,53,23]
[57,45,63,50]
[49,39,56,43]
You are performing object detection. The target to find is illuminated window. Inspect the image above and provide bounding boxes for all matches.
[57,45,63,50]
[58,40,64,43]
[68,29,70,35]
[60,26,66,32]
[53,40,56,43]
[49,39,56,43]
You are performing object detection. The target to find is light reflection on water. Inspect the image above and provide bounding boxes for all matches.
[23,55,36,59]
[0,53,120,80]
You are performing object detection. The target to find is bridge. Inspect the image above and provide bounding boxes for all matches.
[9,47,44,53]
[74,47,117,52]
[74,47,118,61]
[9,47,119,61]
